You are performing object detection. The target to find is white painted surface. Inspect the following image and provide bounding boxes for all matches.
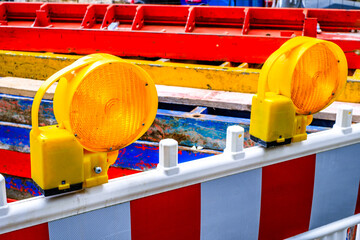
[48,202,131,240]
[201,168,262,240]
[0,174,7,209]
[334,106,353,134]
[159,139,178,168]
[309,143,360,229]
[224,125,245,160]
[158,138,180,176]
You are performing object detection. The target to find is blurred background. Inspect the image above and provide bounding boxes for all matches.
[0,0,359,9]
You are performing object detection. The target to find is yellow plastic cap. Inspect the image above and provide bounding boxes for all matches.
[54,54,158,152]
[260,36,347,115]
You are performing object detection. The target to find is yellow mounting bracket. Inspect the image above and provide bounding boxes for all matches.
[30,54,158,196]
[249,37,347,147]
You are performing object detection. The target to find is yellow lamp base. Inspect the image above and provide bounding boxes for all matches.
[30,125,84,196]
[30,125,117,196]
[249,93,311,148]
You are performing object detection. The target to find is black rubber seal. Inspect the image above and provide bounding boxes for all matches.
[34,181,83,197]
[250,135,291,148]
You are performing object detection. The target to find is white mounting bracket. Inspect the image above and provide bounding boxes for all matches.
[0,174,9,215]
[158,139,180,176]
[333,106,353,134]
[224,125,245,160]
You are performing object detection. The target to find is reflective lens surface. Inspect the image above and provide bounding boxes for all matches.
[291,44,340,114]
[69,62,156,152]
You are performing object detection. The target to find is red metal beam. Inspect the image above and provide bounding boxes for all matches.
[0,3,359,68]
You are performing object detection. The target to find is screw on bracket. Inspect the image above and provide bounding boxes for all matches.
[94,166,102,174]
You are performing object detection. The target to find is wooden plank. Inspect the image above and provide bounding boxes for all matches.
[159,86,360,122]
[0,77,57,100]
[1,50,360,103]
[1,77,360,122]
[0,50,260,96]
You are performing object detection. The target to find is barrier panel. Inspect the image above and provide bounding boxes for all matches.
[0,107,359,239]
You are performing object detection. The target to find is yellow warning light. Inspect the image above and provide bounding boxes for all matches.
[249,37,347,147]
[30,54,158,196]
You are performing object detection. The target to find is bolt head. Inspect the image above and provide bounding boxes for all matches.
[94,167,102,174]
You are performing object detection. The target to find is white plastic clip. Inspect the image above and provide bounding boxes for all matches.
[224,125,245,160]
[158,139,179,176]
[333,106,353,134]
[0,174,9,215]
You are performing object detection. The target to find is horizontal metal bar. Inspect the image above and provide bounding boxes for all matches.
[0,3,360,68]
[287,213,360,240]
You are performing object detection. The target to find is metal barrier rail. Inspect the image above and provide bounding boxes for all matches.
[0,106,359,239]
[287,214,360,240]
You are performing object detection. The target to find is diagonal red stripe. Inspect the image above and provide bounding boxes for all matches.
[0,223,49,240]
[355,182,360,214]
[259,155,316,240]
[130,184,200,240]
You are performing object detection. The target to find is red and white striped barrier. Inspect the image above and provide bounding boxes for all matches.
[0,107,359,240]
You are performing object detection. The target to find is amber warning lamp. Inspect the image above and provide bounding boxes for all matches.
[249,37,347,147]
[30,54,158,196]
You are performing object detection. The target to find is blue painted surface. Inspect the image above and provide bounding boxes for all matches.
[208,0,262,6]
[0,93,330,170]
[0,122,31,152]
[0,122,219,170]
[309,143,360,229]
[49,202,131,240]
[0,93,56,126]
[0,92,330,171]
[0,93,328,151]
[180,0,208,5]
[201,169,262,240]
[4,175,42,196]
[147,110,254,150]
[180,0,263,5]
[252,0,263,6]
[149,109,327,150]
[115,141,218,170]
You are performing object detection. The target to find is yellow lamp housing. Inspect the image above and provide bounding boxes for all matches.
[30,54,158,196]
[249,37,347,148]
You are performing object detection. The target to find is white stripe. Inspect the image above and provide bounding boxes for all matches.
[309,143,360,229]
[48,202,131,240]
[201,169,262,240]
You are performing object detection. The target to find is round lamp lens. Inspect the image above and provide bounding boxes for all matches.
[69,61,157,152]
[291,43,340,114]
